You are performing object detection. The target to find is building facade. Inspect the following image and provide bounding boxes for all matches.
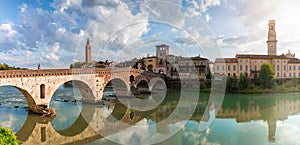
[214,20,300,79]
[143,44,210,80]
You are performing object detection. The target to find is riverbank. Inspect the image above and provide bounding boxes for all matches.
[198,86,300,94]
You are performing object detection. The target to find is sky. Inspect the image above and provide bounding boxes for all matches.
[1,0,300,69]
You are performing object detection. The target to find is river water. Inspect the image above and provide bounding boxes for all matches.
[0,86,300,145]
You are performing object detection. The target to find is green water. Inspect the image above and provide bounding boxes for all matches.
[0,86,300,145]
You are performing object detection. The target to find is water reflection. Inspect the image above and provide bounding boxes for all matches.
[1,88,300,144]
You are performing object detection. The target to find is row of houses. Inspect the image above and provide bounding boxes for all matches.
[109,20,300,80]
[116,44,210,80]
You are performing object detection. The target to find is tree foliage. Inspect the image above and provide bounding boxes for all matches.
[0,63,25,70]
[227,76,239,92]
[206,70,212,80]
[0,126,19,145]
[258,62,276,89]
[239,72,250,90]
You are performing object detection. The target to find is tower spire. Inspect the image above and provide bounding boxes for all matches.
[85,37,92,62]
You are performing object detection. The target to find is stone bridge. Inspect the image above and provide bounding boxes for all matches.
[0,68,157,113]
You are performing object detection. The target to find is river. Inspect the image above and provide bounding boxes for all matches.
[0,86,300,145]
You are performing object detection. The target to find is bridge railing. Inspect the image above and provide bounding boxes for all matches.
[0,68,143,78]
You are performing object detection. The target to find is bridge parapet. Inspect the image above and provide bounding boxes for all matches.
[0,68,143,78]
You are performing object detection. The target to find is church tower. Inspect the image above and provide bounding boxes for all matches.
[267,20,277,55]
[85,38,92,62]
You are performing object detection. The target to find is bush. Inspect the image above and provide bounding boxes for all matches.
[239,72,250,90]
[200,82,207,89]
[0,126,19,145]
[227,76,239,93]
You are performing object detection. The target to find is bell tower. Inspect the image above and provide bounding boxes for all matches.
[85,38,92,62]
[267,20,277,55]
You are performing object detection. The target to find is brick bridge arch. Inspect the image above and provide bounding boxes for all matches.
[0,68,143,113]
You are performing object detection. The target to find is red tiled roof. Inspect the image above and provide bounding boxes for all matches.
[288,58,300,63]
[235,54,288,59]
[215,58,237,63]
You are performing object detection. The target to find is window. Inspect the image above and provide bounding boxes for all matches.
[277,60,279,63]
[240,60,243,62]
[40,84,45,99]
[228,73,230,76]
[277,73,280,78]
[228,65,231,71]
[284,73,286,78]
[245,65,248,71]
[284,65,286,71]
[217,65,219,71]
[233,73,236,77]
[246,60,248,62]
[289,66,292,71]
[294,66,296,71]
[240,65,243,71]
[254,66,257,71]
[277,65,280,71]
[294,73,296,77]
[289,73,292,77]
[298,73,300,77]
[298,66,300,70]
[222,65,225,71]
[233,65,236,71]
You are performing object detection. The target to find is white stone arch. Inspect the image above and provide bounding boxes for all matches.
[101,76,130,99]
[0,77,38,112]
[47,74,97,104]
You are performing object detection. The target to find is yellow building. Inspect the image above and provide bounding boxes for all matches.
[144,56,157,72]
[214,20,300,79]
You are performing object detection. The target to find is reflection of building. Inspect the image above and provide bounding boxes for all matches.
[216,96,300,143]
[214,20,300,79]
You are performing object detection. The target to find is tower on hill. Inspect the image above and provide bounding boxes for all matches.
[267,20,277,55]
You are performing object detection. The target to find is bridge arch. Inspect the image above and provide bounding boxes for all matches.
[49,80,96,137]
[0,85,37,111]
[102,78,129,99]
[49,79,96,104]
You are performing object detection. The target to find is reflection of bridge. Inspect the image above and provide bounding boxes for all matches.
[16,104,150,144]
[0,68,164,114]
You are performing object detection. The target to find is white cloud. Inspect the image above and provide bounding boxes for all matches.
[0,0,225,68]
[205,14,212,22]
[200,0,221,12]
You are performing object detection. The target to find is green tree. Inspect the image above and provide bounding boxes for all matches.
[258,62,276,89]
[206,70,212,80]
[227,76,239,92]
[0,126,19,145]
[239,72,250,90]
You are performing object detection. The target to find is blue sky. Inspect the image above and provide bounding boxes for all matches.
[1,0,300,69]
